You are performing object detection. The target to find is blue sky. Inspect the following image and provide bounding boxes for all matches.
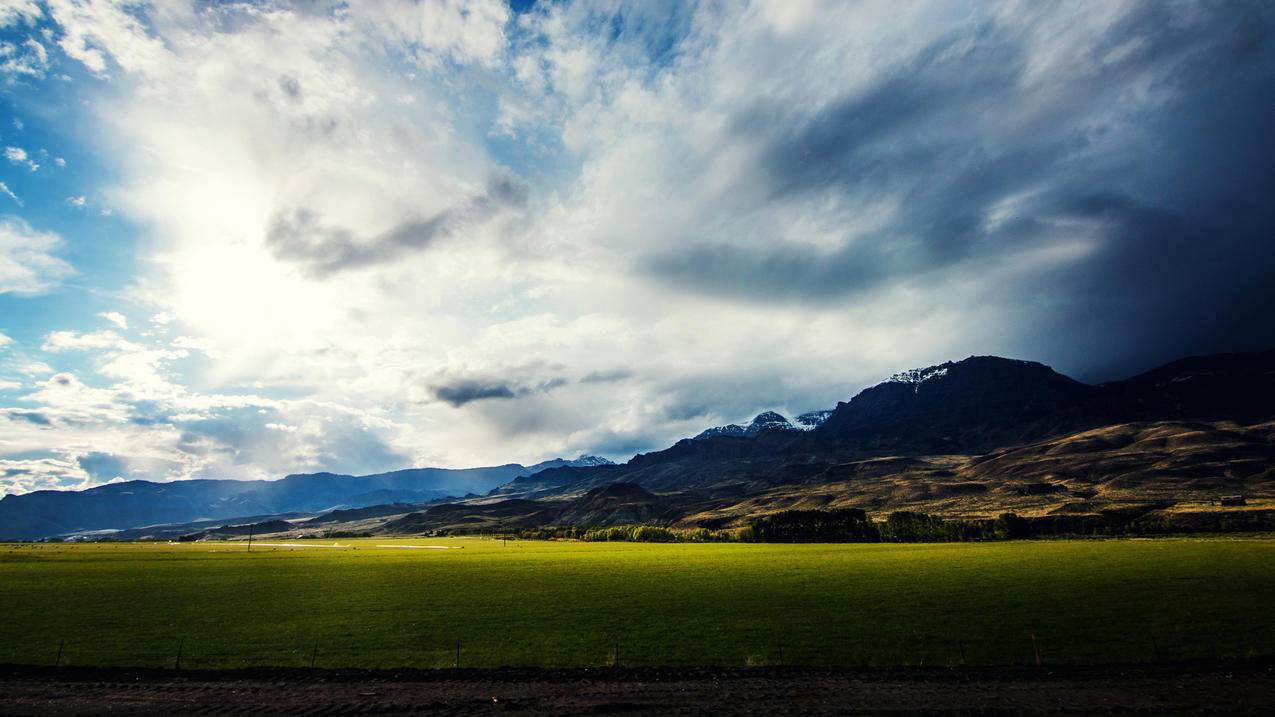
[1,0,1273,494]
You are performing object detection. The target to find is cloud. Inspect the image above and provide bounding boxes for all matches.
[0,36,49,81]
[347,0,511,70]
[98,311,128,329]
[579,368,634,384]
[0,181,19,206]
[0,330,11,348]
[431,379,518,407]
[0,1,41,28]
[4,145,38,171]
[0,457,92,494]
[429,368,568,408]
[0,217,73,295]
[66,195,87,208]
[44,0,169,78]
[265,172,529,277]
[76,451,127,482]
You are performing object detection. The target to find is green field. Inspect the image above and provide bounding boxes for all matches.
[1,537,1272,670]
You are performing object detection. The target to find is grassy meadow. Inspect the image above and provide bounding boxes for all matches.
[0,537,1271,670]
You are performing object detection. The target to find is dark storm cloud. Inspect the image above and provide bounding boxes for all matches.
[266,172,529,278]
[430,372,569,408]
[2,410,51,425]
[646,1,1275,378]
[578,368,634,384]
[77,452,126,481]
[432,380,518,407]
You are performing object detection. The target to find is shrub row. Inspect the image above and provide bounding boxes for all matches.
[524,508,1275,544]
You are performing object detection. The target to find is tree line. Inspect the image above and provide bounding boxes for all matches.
[510,506,1275,543]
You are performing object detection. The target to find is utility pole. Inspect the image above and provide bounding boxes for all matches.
[247,524,254,552]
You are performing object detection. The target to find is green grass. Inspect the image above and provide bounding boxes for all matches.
[0,537,1271,670]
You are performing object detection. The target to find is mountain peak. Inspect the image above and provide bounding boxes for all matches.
[746,411,794,435]
[818,355,1095,451]
[569,455,616,467]
[694,411,797,440]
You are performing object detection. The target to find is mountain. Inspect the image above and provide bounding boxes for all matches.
[555,482,674,526]
[817,356,1101,452]
[489,350,1275,505]
[694,411,800,440]
[0,462,556,540]
[521,455,617,472]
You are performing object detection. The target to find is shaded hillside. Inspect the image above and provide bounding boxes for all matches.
[679,420,1275,526]
[380,499,565,534]
[555,483,676,526]
[817,356,1101,452]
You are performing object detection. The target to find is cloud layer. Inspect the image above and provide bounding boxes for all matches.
[1,0,1273,493]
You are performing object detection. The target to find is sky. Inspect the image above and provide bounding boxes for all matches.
[0,0,1273,494]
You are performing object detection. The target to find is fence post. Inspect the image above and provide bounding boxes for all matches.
[958,641,966,667]
[778,643,783,667]
[175,638,184,671]
[1030,634,1041,666]
[613,639,620,668]
[455,640,461,669]
[310,643,318,669]
[1151,635,1161,662]
[55,641,64,668]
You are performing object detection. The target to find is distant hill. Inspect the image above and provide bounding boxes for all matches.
[0,456,612,540]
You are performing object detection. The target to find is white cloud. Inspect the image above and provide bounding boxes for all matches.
[42,329,136,353]
[348,0,511,70]
[0,1,42,28]
[0,36,48,80]
[0,457,92,495]
[45,0,170,78]
[0,379,21,390]
[3,145,38,171]
[0,1,45,81]
[53,156,66,168]
[18,360,52,376]
[66,195,87,208]
[0,217,73,295]
[98,311,128,329]
[0,329,11,347]
[0,181,19,206]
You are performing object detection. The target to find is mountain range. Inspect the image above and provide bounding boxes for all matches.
[1,349,1272,541]
[0,455,613,540]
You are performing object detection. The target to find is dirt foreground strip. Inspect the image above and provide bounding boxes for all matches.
[0,660,1272,716]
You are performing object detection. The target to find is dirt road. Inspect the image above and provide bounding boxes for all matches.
[0,660,1271,715]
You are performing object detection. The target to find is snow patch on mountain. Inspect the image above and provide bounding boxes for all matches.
[795,410,832,429]
[887,366,950,393]
[567,454,615,467]
[695,411,817,439]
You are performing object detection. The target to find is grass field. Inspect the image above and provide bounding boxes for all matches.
[0,537,1272,670]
